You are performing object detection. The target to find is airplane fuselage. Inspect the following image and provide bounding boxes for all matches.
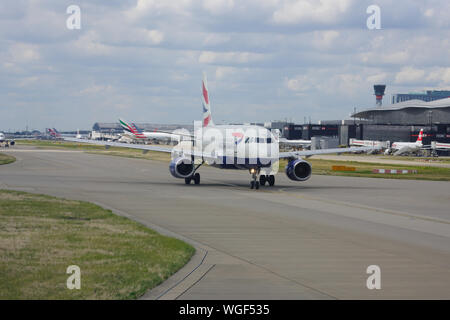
[174,124,279,173]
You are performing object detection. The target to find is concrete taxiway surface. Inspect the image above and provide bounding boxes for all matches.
[1,147,450,299]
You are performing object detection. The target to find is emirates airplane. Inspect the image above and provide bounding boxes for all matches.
[66,74,378,189]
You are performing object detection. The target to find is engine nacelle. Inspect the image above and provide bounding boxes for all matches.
[285,159,312,181]
[169,157,195,179]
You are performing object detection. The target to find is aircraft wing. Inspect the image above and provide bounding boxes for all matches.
[63,137,214,158]
[279,146,381,158]
[152,129,194,139]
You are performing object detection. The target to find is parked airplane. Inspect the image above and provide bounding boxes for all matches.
[65,74,379,189]
[119,119,181,143]
[47,128,61,139]
[0,132,15,147]
[271,129,311,147]
[349,138,388,154]
[279,137,311,147]
[386,129,426,155]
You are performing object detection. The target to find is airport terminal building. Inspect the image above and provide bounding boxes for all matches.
[391,90,450,104]
[350,98,450,144]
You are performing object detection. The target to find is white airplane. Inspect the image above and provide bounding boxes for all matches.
[387,129,426,156]
[119,119,181,143]
[279,137,311,147]
[65,74,379,189]
[349,139,388,154]
[0,132,15,147]
[272,129,311,147]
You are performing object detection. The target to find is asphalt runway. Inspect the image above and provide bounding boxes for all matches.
[1,147,450,299]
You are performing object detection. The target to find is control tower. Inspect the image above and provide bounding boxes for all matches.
[374,84,386,107]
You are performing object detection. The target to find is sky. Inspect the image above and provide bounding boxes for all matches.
[0,0,449,131]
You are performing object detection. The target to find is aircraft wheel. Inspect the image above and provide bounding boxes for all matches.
[185,177,191,184]
[250,181,255,189]
[255,181,260,190]
[268,175,275,186]
[259,175,266,186]
[193,173,200,185]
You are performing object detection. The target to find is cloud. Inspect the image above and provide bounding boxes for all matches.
[198,51,266,64]
[0,0,449,130]
[272,0,353,25]
[426,68,450,85]
[366,72,388,84]
[312,30,340,49]
[202,0,234,14]
[395,67,426,85]
[8,43,40,63]
[126,0,193,21]
[215,66,236,79]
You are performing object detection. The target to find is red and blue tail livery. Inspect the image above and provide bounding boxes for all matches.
[202,73,213,128]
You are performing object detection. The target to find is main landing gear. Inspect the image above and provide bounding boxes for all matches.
[259,174,275,187]
[185,172,200,185]
[184,161,204,185]
[249,168,275,189]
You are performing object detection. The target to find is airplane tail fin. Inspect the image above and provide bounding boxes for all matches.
[47,128,58,137]
[119,118,146,139]
[416,129,424,145]
[202,73,214,127]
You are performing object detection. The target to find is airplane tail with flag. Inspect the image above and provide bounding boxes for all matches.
[202,73,214,128]
[119,118,146,139]
[415,128,424,146]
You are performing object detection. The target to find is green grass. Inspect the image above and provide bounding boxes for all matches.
[336,153,450,164]
[0,190,195,299]
[0,153,15,165]
[279,158,450,181]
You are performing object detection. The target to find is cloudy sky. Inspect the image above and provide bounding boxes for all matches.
[1,0,449,131]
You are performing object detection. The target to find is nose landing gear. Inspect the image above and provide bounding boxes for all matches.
[249,168,259,189]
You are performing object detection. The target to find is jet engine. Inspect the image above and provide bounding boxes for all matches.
[169,157,195,179]
[285,159,312,181]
